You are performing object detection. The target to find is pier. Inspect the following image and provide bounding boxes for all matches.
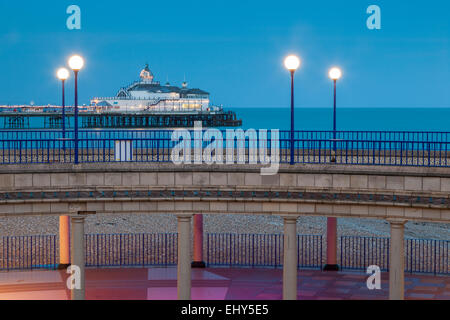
[0,111,242,129]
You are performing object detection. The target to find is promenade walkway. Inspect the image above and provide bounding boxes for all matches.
[0,267,448,300]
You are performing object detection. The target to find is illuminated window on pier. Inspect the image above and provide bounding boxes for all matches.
[182,104,201,109]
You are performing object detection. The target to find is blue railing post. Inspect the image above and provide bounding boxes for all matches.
[434,239,437,275]
[119,234,122,266]
[206,233,209,267]
[142,233,145,267]
[6,237,9,271]
[96,235,100,268]
[320,235,323,268]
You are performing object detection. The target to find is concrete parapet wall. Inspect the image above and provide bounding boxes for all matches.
[0,196,449,222]
[0,163,449,222]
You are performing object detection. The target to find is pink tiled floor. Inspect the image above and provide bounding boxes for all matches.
[0,267,448,300]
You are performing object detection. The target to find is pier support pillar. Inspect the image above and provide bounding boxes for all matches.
[324,217,339,271]
[388,218,407,300]
[58,215,70,269]
[192,214,205,268]
[282,216,299,300]
[177,214,192,300]
[70,215,86,300]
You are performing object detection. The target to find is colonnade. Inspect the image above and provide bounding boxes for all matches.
[61,213,407,300]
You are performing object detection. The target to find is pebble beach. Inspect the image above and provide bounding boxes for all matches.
[0,214,448,240]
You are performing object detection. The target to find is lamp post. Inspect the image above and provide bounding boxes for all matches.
[284,55,301,165]
[57,68,69,151]
[324,67,342,272]
[56,67,71,270]
[328,67,342,154]
[68,55,84,164]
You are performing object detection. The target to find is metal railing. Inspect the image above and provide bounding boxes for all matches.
[0,129,449,167]
[340,236,449,274]
[85,233,178,267]
[0,233,448,275]
[0,235,57,270]
[206,233,322,269]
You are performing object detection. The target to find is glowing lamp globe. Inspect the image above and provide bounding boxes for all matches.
[68,55,84,71]
[329,67,342,80]
[284,55,301,71]
[57,68,69,80]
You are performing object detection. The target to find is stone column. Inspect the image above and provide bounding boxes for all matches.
[324,217,339,271]
[177,214,192,300]
[388,218,407,300]
[58,215,70,269]
[70,216,86,300]
[282,216,299,300]
[192,214,205,268]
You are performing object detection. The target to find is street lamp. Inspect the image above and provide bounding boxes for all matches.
[57,68,69,150]
[328,67,342,147]
[324,67,342,273]
[284,55,301,165]
[68,55,84,164]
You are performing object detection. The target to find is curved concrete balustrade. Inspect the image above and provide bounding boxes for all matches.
[0,163,449,222]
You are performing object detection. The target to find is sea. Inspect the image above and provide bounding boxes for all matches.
[236,107,450,131]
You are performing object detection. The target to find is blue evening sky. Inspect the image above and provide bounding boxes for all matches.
[0,0,448,108]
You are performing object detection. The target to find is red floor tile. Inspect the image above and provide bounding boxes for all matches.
[0,267,448,300]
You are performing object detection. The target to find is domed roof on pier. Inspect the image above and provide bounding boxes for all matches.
[139,64,154,83]
[111,65,210,99]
